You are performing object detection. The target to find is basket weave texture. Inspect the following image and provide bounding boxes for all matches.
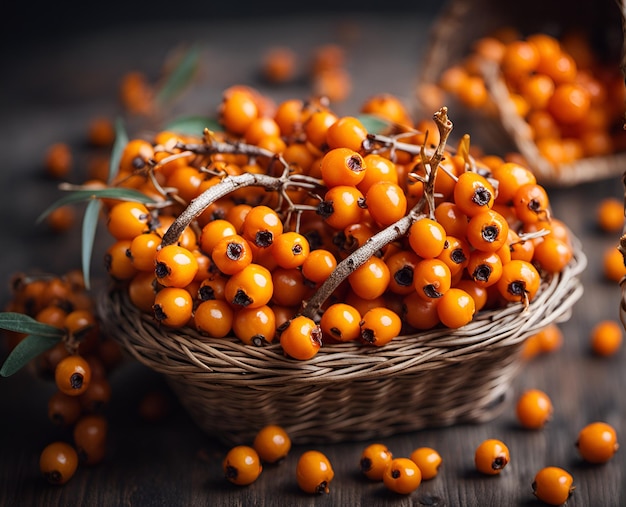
[98,238,586,446]
[418,0,626,186]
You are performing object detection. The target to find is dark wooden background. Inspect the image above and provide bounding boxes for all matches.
[1,4,626,506]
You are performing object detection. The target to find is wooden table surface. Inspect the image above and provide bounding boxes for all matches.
[1,6,625,506]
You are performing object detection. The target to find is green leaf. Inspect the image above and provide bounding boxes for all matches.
[81,199,102,290]
[108,117,128,185]
[357,114,394,135]
[37,188,155,224]
[162,115,222,137]
[155,44,201,107]
[0,334,60,377]
[0,313,64,337]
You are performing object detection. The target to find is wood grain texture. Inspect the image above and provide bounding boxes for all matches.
[1,9,625,507]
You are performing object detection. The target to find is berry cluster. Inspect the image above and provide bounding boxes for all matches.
[433,29,626,166]
[89,85,579,361]
[3,271,122,485]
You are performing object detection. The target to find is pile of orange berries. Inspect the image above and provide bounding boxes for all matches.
[434,28,626,166]
[89,83,579,361]
[3,271,123,485]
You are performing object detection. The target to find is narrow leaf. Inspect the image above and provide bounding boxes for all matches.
[155,44,201,107]
[357,114,393,135]
[0,313,65,337]
[81,199,102,290]
[162,115,222,137]
[108,117,128,185]
[37,188,154,223]
[0,334,60,377]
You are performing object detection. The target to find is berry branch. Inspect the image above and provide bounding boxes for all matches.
[300,107,453,319]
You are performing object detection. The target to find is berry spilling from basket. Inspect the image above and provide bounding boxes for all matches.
[54,85,581,361]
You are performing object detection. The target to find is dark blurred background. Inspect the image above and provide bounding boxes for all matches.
[4,1,443,50]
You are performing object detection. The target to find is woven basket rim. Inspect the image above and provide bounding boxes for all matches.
[98,234,587,384]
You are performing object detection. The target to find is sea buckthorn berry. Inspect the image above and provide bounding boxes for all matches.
[211,234,253,275]
[501,40,540,80]
[279,315,322,360]
[491,162,537,205]
[408,218,447,258]
[360,443,393,481]
[434,201,469,238]
[474,439,510,475]
[73,414,108,465]
[383,457,422,495]
[320,303,361,342]
[603,246,626,282]
[301,249,337,284]
[348,256,391,300]
[401,292,441,330]
[456,75,489,109]
[296,450,335,494]
[453,171,495,217]
[516,389,553,429]
[326,116,368,152]
[155,245,199,288]
[128,232,161,271]
[366,181,408,227]
[199,219,238,254]
[497,259,541,302]
[317,185,366,230]
[547,83,591,125]
[467,250,503,288]
[128,271,158,312]
[194,299,234,338]
[513,182,551,224]
[360,307,402,347]
[271,268,312,307]
[409,447,442,480]
[454,279,488,312]
[596,197,624,233]
[106,201,151,240]
[232,305,276,346]
[253,425,292,464]
[105,239,137,281]
[153,287,193,328]
[46,205,76,233]
[532,466,575,506]
[466,209,509,252]
[274,98,304,137]
[413,258,452,300]
[533,323,564,354]
[55,355,92,397]
[361,93,413,127]
[241,205,283,248]
[576,421,619,464]
[79,376,112,413]
[304,109,338,151]
[590,320,623,357]
[533,236,573,273]
[320,147,366,188]
[385,249,421,296]
[219,89,259,136]
[40,441,78,485]
[44,142,73,179]
[48,390,82,427]
[437,287,475,328]
[261,46,296,84]
[225,263,274,309]
[520,73,555,111]
[271,232,310,269]
[437,236,471,277]
[358,154,398,194]
[244,116,281,145]
[223,445,263,486]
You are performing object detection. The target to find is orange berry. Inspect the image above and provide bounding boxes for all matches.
[576,421,619,464]
[590,320,623,357]
[596,198,624,234]
[516,389,553,429]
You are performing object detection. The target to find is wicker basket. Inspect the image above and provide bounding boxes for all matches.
[417,0,626,186]
[98,238,586,446]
